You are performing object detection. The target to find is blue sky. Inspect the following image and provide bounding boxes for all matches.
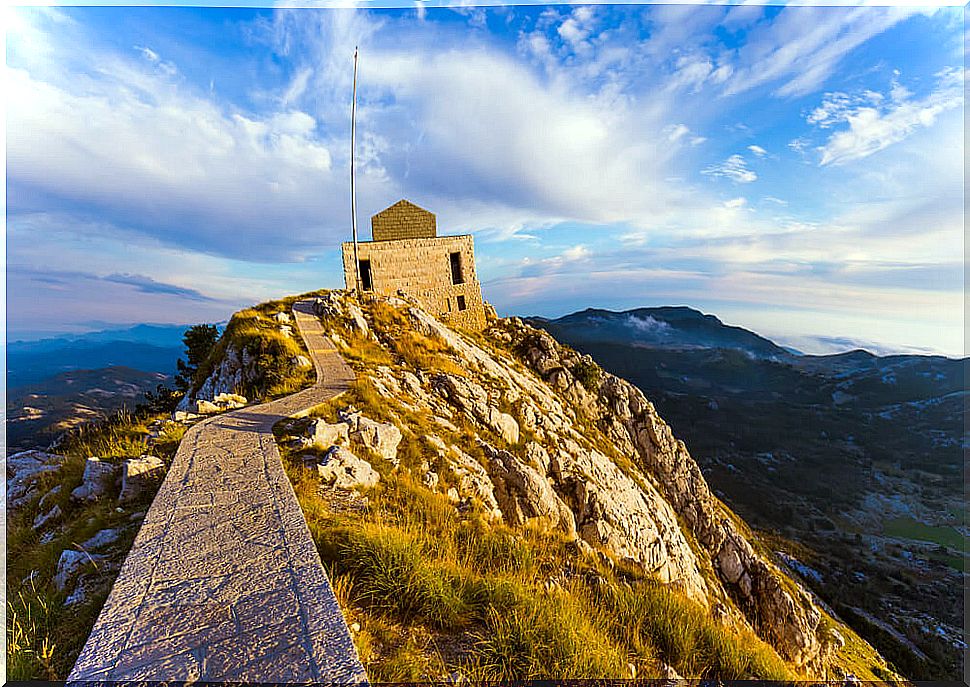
[5,3,965,356]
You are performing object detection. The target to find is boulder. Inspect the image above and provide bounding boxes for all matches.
[82,528,122,551]
[482,442,575,536]
[292,355,313,369]
[213,392,247,409]
[7,450,63,511]
[488,409,520,445]
[352,417,402,465]
[273,311,291,324]
[347,303,369,334]
[717,538,746,584]
[71,458,119,502]
[54,549,101,592]
[195,399,221,414]
[119,455,166,503]
[316,446,380,490]
[33,504,63,531]
[307,419,350,449]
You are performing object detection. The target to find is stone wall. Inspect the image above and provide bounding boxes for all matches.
[342,235,487,330]
[371,200,437,241]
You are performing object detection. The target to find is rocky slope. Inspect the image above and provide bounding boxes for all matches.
[531,306,966,680]
[258,291,895,680]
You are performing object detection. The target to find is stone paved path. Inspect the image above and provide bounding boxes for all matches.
[68,300,366,683]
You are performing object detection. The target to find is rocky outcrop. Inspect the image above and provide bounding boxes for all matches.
[71,457,119,502]
[271,291,876,676]
[480,441,576,537]
[431,374,520,445]
[178,344,260,411]
[314,446,380,490]
[7,450,64,511]
[306,419,350,449]
[503,319,827,668]
[119,455,166,503]
[339,410,402,465]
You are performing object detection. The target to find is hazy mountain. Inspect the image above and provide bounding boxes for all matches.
[7,324,189,389]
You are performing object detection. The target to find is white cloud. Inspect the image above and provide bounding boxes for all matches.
[561,244,591,261]
[702,154,757,183]
[724,197,747,209]
[665,124,689,142]
[812,67,964,165]
[135,45,159,62]
[747,144,767,156]
[722,6,936,98]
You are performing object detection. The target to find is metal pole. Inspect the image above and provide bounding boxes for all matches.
[351,46,361,297]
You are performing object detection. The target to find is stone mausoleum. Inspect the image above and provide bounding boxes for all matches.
[341,199,488,330]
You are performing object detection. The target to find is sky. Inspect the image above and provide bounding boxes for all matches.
[5,2,966,356]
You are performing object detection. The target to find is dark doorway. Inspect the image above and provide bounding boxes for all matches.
[359,259,373,291]
[450,252,464,285]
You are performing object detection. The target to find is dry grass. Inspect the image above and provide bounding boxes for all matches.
[7,408,183,679]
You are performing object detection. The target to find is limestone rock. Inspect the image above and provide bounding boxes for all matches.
[273,311,291,324]
[33,504,63,531]
[7,450,63,511]
[177,343,258,412]
[431,374,519,444]
[119,455,166,503]
[448,447,502,519]
[82,528,123,551]
[351,417,402,465]
[480,442,575,536]
[489,409,520,445]
[292,355,313,369]
[347,303,369,334]
[71,458,119,502]
[196,399,221,414]
[307,419,350,449]
[422,471,440,490]
[38,485,62,512]
[54,549,101,592]
[502,316,828,667]
[213,392,248,409]
[316,446,380,490]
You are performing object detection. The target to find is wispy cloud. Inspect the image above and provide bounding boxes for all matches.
[810,67,964,165]
[103,273,219,302]
[702,154,757,183]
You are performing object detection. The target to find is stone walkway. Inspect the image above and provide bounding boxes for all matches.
[68,300,366,683]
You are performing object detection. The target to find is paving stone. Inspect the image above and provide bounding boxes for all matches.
[68,300,367,683]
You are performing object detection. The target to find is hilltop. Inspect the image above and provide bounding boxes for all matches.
[9,292,898,681]
[177,291,894,681]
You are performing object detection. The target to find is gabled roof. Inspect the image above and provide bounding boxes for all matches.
[371,199,437,241]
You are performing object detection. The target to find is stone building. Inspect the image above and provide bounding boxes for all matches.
[341,199,488,330]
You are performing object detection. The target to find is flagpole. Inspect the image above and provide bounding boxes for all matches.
[351,46,361,297]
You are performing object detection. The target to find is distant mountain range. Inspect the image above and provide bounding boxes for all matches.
[7,324,190,389]
[528,306,966,680]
